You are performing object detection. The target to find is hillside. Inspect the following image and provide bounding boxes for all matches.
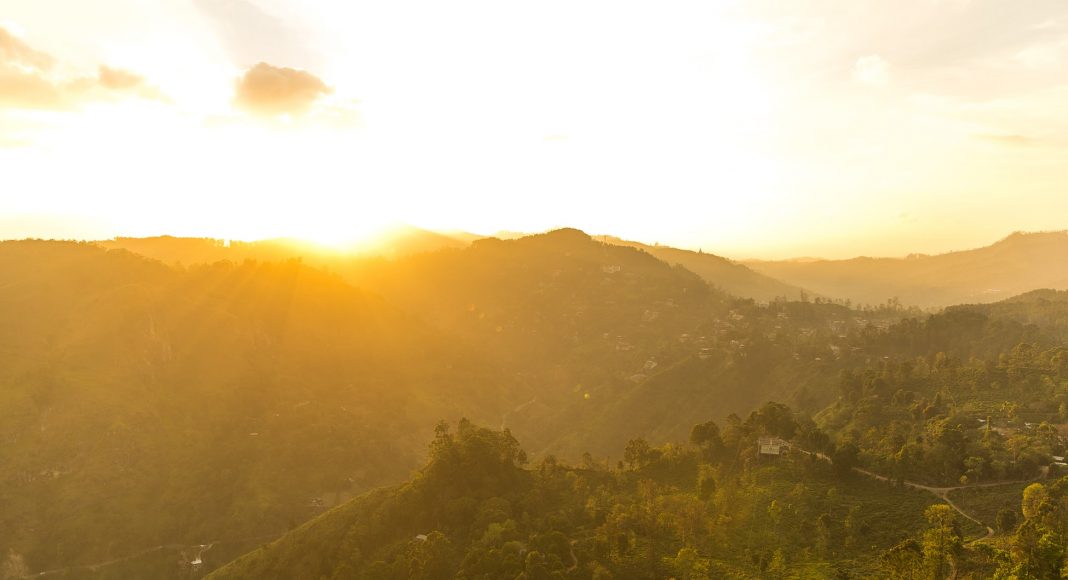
[100,230,812,305]
[948,289,1068,340]
[745,231,1068,308]
[100,228,857,457]
[0,241,509,576]
[91,229,915,457]
[208,289,1068,579]
[599,236,808,302]
[94,225,476,266]
[0,232,919,578]
[207,418,952,580]
[344,229,900,457]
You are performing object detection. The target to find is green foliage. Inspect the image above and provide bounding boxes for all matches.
[208,416,953,579]
[921,505,962,579]
[9,233,1068,579]
[832,442,860,478]
[997,508,1019,533]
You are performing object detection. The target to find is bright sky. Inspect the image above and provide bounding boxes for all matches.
[0,0,1066,258]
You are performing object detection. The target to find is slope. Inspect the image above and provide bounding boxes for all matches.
[599,235,808,302]
[0,241,507,576]
[745,231,1068,308]
[207,418,949,580]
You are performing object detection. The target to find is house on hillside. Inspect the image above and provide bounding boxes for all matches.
[757,437,789,458]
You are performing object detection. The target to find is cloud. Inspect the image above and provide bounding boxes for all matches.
[852,54,890,86]
[0,26,53,71]
[0,26,167,111]
[974,133,1036,146]
[1013,40,1066,70]
[193,0,319,70]
[233,62,331,116]
[98,66,143,90]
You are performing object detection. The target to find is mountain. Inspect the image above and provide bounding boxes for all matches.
[744,231,1068,308]
[345,229,894,457]
[0,231,908,578]
[211,287,1068,580]
[367,225,477,257]
[207,418,950,580]
[93,225,478,266]
[0,240,508,576]
[98,228,903,458]
[597,235,808,302]
[98,230,808,304]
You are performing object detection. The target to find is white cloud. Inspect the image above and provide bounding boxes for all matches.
[1013,40,1066,70]
[852,54,891,86]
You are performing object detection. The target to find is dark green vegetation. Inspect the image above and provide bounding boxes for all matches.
[5,228,1068,578]
[0,232,895,577]
[207,416,1068,580]
[823,310,1068,487]
[208,417,945,580]
[947,483,1031,534]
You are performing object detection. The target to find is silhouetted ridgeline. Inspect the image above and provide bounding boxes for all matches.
[746,231,1068,308]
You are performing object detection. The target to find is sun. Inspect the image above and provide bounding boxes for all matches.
[284,216,398,252]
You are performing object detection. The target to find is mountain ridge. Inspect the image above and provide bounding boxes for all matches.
[744,230,1068,308]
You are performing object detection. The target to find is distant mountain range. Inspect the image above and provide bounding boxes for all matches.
[0,230,859,576]
[93,225,475,264]
[95,228,810,304]
[8,227,1068,578]
[597,236,807,302]
[744,231,1068,308]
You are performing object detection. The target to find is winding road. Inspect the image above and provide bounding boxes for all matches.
[800,449,1042,542]
[21,533,281,578]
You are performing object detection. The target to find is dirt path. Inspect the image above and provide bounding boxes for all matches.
[800,449,1038,542]
[566,540,578,572]
[22,534,281,578]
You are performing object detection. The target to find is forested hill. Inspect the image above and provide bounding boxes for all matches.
[210,287,1068,579]
[207,417,947,580]
[598,235,808,302]
[98,229,810,304]
[0,240,511,576]
[0,235,906,578]
[94,225,473,264]
[344,228,899,457]
[946,289,1068,340]
[209,415,1068,580]
[745,231,1068,308]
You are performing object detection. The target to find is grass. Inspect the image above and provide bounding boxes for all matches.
[947,482,1029,534]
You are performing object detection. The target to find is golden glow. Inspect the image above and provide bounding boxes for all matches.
[1,2,1067,258]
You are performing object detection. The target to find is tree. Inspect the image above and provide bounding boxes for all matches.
[996,508,1019,534]
[880,539,923,580]
[664,547,710,580]
[1011,519,1065,579]
[766,549,787,579]
[963,456,986,484]
[832,442,860,478]
[750,402,798,439]
[689,420,724,460]
[1022,483,1049,520]
[922,505,961,580]
[623,438,654,470]
[696,465,716,501]
[1,550,29,580]
[407,531,456,579]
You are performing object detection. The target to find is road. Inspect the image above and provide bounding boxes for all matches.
[800,449,1041,542]
[22,534,281,578]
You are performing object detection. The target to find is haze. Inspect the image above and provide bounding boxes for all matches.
[1,0,1067,258]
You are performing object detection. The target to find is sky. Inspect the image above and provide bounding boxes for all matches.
[0,0,1066,259]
